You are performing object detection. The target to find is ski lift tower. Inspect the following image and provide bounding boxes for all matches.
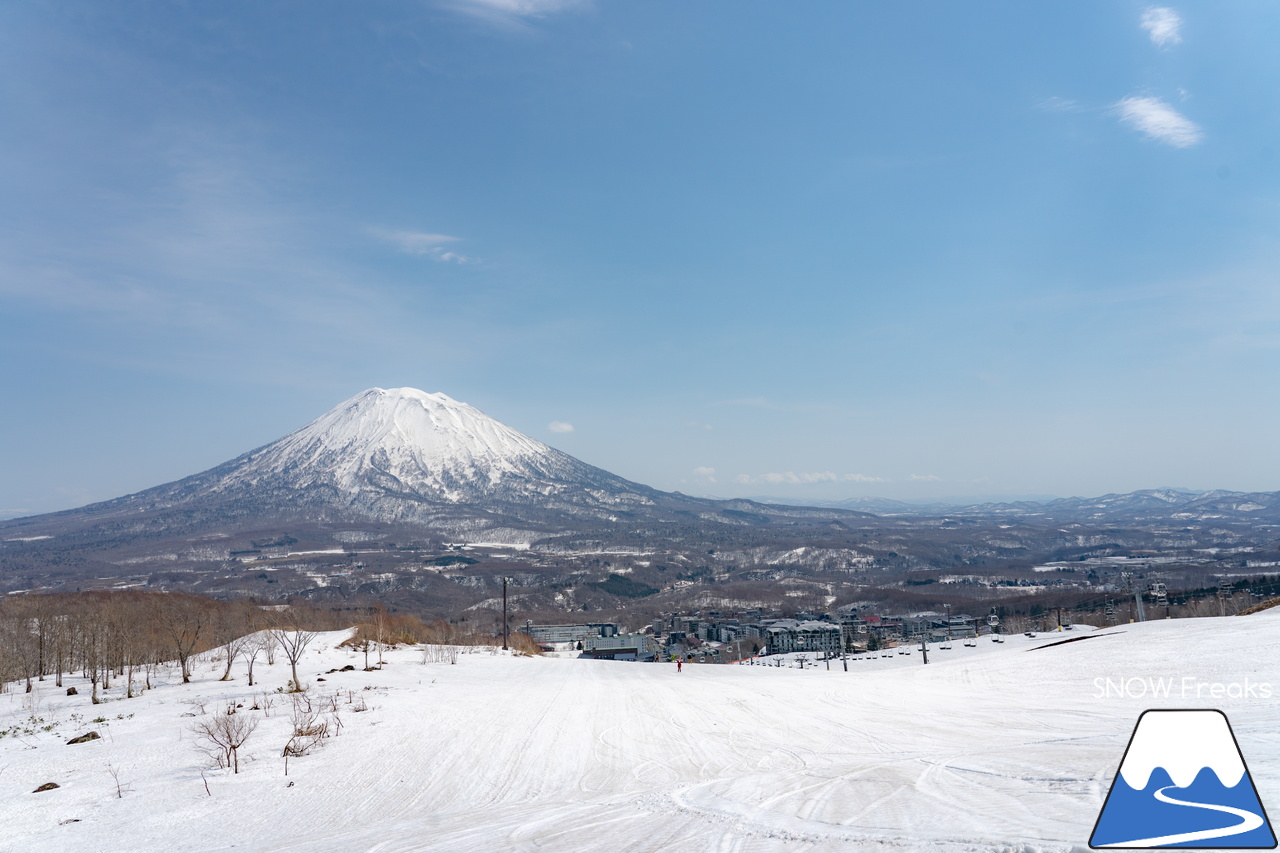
[1120,571,1146,622]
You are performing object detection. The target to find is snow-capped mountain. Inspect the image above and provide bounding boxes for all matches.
[5,387,1278,602]
[1,387,854,555]
[185,387,657,509]
[71,387,668,532]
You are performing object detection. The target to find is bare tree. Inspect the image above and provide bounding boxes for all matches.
[28,594,58,685]
[75,599,108,704]
[192,709,260,774]
[214,602,261,681]
[0,602,22,691]
[283,692,330,775]
[49,611,71,689]
[271,626,317,692]
[370,604,389,667]
[217,633,249,681]
[239,632,275,687]
[103,595,146,698]
[346,632,375,670]
[156,595,211,683]
[3,596,42,693]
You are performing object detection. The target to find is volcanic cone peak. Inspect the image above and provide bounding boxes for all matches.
[215,387,653,506]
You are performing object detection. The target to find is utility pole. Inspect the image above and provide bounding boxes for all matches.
[919,634,929,665]
[501,576,509,650]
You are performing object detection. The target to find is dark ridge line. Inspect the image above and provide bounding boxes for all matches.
[1027,631,1125,651]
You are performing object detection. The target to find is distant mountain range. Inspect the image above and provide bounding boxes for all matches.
[2,388,1278,607]
[758,489,1280,524]
[7,386,1277,537]
[0,387,858,561]
[4,386,1279,544]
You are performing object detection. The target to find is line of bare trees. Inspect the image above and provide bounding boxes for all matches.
[0,591,343,702]
[339,603,540,661]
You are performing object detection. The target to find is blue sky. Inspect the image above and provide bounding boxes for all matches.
[3,1,1280,515]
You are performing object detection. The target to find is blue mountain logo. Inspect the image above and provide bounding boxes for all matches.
[1091,709,1276,849]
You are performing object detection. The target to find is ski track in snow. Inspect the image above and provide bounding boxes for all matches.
[2,612,1278,853]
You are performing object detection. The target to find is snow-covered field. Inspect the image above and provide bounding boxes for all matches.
[3,613,1278,852]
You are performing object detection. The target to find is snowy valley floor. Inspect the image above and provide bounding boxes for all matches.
[3,613,1279,853]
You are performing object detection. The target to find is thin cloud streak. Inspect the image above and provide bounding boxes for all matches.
[373,229,471,263]
[1113,96,1202,148]
[733,471,887,485]
[0,133,520,390]
[463,0,584,15]
[441,0,588,31]
[1034,96,1081,114]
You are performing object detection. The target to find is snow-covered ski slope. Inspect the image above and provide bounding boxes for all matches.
[3,613,1278,853]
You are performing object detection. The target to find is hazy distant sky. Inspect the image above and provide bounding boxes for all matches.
[3,1,1280,515]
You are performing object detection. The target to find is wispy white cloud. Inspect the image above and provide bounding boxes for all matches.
[734,471,836,485]
[0,113,588,408]
[909,474,941,482]
[442,0,587,30]
[1113,96,1202,148]
[693,466,716,483]
[547,420,575,433]
[770,471,837,484]
[0,147,438,360]
[466,0,583,14]
[373,229,471,263]
[1140,7,1183,47]
[734,471,887,485]
[1034,96,1081,114]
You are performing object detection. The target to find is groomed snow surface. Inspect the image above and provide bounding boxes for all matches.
[3,613,1279,853]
